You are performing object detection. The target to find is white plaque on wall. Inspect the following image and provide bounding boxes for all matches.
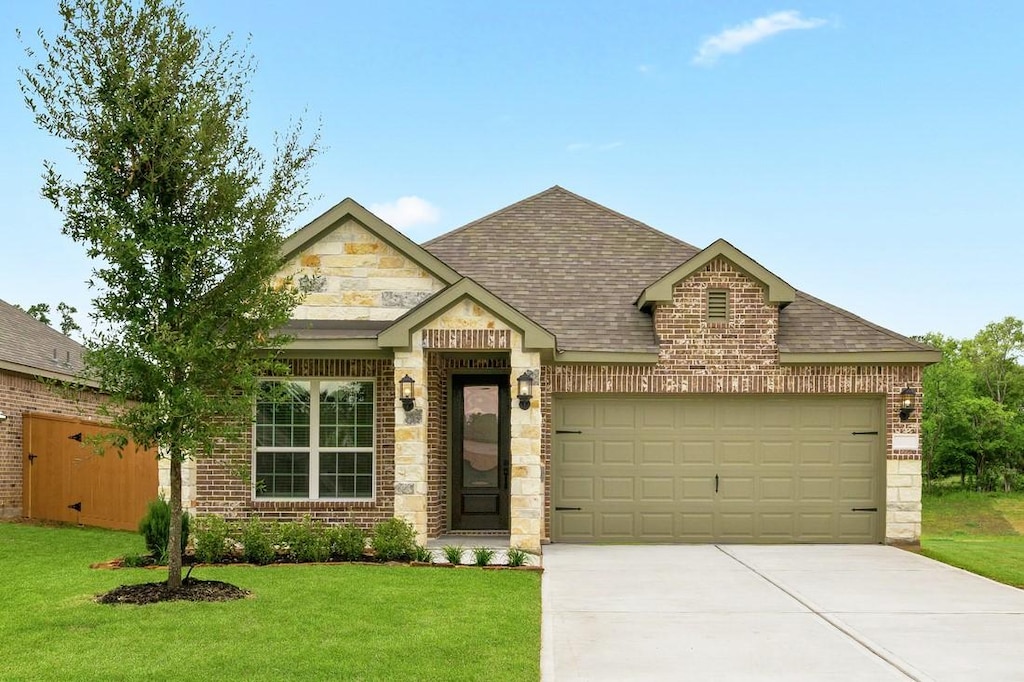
[892,434,919,451]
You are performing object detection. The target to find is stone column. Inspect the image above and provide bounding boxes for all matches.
[886,459,922,543]
[509,333,543,551]
[393,331,429,544]
[158,457,196,511]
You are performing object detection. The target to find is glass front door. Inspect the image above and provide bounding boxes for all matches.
[451,375,510,530]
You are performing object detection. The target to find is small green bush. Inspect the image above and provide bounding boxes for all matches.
[472,546,496,567]
[412,544,433,563]
[285,517,331,563]
[329,524,367,561]
[506,546,529,567]
[138,497,190,563]
[121,553,152,568]
[193,515,230,564]
[442,544,464,565]
[371,517,417,561]
[240,518,275,565]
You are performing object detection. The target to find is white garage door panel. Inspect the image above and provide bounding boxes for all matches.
[552,396,884,543]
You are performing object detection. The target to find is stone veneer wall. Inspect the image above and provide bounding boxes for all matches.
[276,217,446,321]
[0,369,107,518]
[193,358,397,527]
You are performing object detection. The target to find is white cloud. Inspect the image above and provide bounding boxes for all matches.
[369,196,440,229]
[637,64,654,74]
[693,11,827,66]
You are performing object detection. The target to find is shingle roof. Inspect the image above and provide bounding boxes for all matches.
[423,186,930,356]
[778,291,933,353]
[0,298,86,378]
[424,186,698,353]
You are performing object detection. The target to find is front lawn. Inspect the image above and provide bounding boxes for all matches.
[920,489,1024,588]
[0,522,540,680]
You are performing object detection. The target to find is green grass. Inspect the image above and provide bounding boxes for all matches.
[0,522,540,681]
[921,489,1024,588]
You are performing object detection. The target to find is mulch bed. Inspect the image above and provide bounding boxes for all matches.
[96,578,250,605]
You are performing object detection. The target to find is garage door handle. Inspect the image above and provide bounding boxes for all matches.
[714,474,719,493]
[555,429,582,434]
[851,507,878,512]
[555,506,582,511]
[852,431,879,435]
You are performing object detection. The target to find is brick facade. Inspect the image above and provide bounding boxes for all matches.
[194,358,397,528]
[0,369,108,518]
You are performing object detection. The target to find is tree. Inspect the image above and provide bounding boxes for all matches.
[918,333,976,483]
[20,0,317,589]
[17,301,81,337]
[24,303,52,325]
[968,317,1024,406]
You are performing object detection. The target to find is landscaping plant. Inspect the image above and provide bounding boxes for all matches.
[412,544,434,563]
[328,524,368,561]
[240,518,276,566]
[138,497,190,563]
[193,515,230,564]
[371,518,417,561]
[472,547,496,567]
[505,546,530,567]
[442,545,465,565]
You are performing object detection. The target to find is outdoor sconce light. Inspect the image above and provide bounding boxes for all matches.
[399,375,416,411]
[899,386,916,422]
[0,411,7,423]
[516,372,534,410]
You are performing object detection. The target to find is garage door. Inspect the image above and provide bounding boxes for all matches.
[552,396,884,543]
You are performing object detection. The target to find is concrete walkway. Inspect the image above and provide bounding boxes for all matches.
[541,545,1024,681]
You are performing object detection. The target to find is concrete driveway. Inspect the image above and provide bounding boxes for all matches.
[541,545,1024,681]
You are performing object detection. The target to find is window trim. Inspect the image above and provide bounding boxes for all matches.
[252,377,376,502]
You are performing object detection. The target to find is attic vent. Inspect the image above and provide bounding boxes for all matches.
[708,290,728,322]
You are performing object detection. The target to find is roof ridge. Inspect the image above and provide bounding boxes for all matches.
[793,290,934,350]
[423,186,699,251]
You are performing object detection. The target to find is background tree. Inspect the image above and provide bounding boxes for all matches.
[919,318,1024,491]
[20,0,317,589]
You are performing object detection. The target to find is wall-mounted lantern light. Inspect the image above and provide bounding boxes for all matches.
[0,411,7,423]
[899,386,916,422]
[399,374,416,411]
[516,372,534,410]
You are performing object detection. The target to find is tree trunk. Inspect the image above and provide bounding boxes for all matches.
[168,454,183,590]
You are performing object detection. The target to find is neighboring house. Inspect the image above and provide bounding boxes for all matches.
[0,299,104,518]
[185,187,939,550]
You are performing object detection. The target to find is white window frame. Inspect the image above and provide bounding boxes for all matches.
[253,377,376,502]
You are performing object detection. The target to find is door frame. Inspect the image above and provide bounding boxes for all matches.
[448,371,511,531]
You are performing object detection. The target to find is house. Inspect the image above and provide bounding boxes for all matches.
[0,299,157,529]
[184,187,939,550]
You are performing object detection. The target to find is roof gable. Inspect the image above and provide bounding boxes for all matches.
[281,197,461,286]
[378,278,556,351]
[638,239,796,310]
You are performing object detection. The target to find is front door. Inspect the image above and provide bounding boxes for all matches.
[451,375,510,530]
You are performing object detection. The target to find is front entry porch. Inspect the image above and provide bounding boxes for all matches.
[389,312,544,551]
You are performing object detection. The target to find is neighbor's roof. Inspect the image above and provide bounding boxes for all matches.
[424,186,932,357]
[424,186,699,353]
[0,298,86,380]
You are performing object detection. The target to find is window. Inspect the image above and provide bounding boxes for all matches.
[707,289,728,322]
[254,379,374,500]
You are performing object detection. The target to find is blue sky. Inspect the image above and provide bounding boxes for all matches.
[2,1,1021,341]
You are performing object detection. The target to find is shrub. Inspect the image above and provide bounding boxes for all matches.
[286,517,331,563]
[329,524,367,561]
[193,515,230,564]
[472,546,496,567]
[442,544,464,565]
[138,497,190,563]
[506,546,530,567]
[240,518,275,565]
[121,553,152,568]
[412,544,433,563]
[371,517,417,561]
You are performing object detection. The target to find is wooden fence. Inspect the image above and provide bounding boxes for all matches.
[22,413,158,531]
